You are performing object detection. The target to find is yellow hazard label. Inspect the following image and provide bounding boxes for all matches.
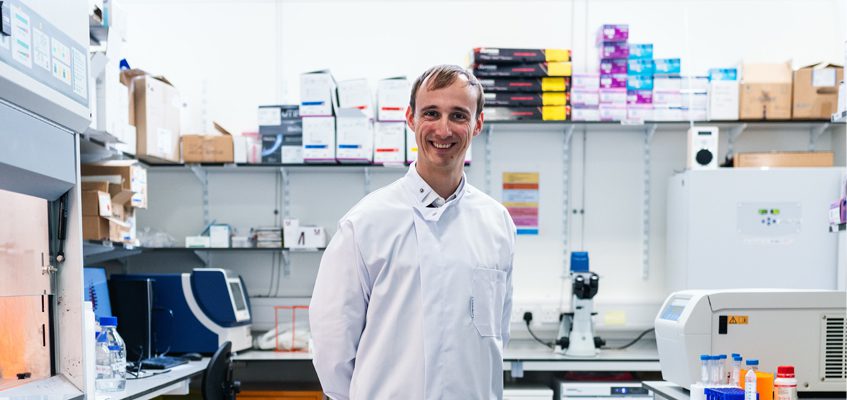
[728,315,749,324]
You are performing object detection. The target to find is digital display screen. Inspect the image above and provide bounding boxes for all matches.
[230,282,247,311]
[611,386,649,395]
[697,131,712,136]
[660,297,689,321]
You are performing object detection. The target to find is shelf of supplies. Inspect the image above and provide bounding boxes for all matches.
[833,111,847,124]
[830,223,846,233]
[484,120,833,129]
[79,128,142,164]
[82,241,325,264]
[143,163,416,171]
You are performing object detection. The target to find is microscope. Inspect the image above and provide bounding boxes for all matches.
[555,252,605,356]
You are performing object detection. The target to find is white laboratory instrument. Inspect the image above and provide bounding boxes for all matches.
[666,168,843,293]
[655,289,846,394]
[504,385,555,400]
[555,381,652,400]
[556,252,605,356]
[686,126,719,170]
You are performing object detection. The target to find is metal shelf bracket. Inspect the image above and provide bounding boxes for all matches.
[641,124,657,280]
[485,125,495,195]
[725,123,748,160]
[189,165,210,227]
[809,123,830,151]
[562,124,576,278]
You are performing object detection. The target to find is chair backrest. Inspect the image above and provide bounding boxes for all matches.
[202,341,237,400]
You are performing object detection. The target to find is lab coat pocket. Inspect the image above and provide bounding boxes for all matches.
[471,267,507,337]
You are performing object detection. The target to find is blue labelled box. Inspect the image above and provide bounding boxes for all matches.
[708,68,738,81]
[627,59,655,75]
[628,44,653,60]
[627,75,654,91]
[655,58,681,74]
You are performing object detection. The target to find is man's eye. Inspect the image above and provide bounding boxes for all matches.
[423,110,439,118]
[451,113,468,120]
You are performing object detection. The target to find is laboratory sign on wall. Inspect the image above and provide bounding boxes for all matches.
[502,172,539,235]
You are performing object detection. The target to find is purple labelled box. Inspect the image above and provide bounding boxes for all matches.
[599,88,627,105]
[599,42,629,59]
[600,58,628,74]
[571,89,600,107]
[572,74,600,90]
[600,74,627,89]
[599,104,627,121]
[627,90,653,104]
[597,24,629,42]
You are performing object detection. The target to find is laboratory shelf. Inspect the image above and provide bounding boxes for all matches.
[82,240,325,265]
[144,163,415,171]
[78,128,142,165]
[830,223,846,233]
[832,111,847,124]
[485,120,833,129]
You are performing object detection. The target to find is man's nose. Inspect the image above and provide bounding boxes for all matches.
[434,116,452,137]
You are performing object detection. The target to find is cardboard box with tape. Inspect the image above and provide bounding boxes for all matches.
[121,69,182,163]
[181,122,235,163]
[792,62,843,119]
[739,62,793,120]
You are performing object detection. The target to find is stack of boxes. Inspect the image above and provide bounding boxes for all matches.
[626,43,655,121]
[374,77,410,165]
[472,47,572,121]
[597,25,629,121]
[300,70,338,163]
[571,74,600,121]
[258,105,302,164]
[707,68,739,121]
[336,79,375,164]
[80,160,147,245]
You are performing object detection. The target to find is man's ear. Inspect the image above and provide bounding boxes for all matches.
[405,106,415,131]
[472,111,484,138]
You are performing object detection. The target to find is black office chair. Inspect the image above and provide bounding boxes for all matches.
[202,341,241,400]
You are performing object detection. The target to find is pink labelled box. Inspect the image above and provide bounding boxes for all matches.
[600,58,628,75]
[627,90,653,105]
[600,74,627,89]
[599,42,629,59]
[274,305,311,352]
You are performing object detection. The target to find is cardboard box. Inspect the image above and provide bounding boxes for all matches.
[472,48,571,63]
[739,62,793,120]
[82,216,110,241]
[181,123,234,163]
[600,74,627,89]
[258,106,302,163]
[300,70,337,117]
[599,42,628,59]
[185,236,211,248]
[627,75,654,91]
[406,126,418,164]
[734,151,834,168]
[478,77,569,92]
[571,74,598,90]
[598,104,626,121]
[654,76,683,91]
[126,74,181,163]
[681,92,708,109]
[302,116,336,163]
[600,59,628,75]
[108,182,146,209]
[597,24,628,42]
[374,122,405,165]
[653,90,682,107]
[627,90,653,105]
[628,44,653,60]
[81,161,146,194]
[473,62,572,77]
[337,79,373,119]
[792,63,843,119]
[484,92,568,106]
[627,104,654,121]
[335,108,373,163]
[571,90,600,107]
[599,88,626,105]
[627,59,655,76]
[484,106,569,121]
[81,181,110,192]
[210,225,230,248]
[377,77,410,121]
[82,191,112,217]
[571,107,600,121]
[708,69,740,121]
[654,59,681,75]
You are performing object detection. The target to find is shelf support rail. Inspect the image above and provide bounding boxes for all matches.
[189,165,211,227]
[280,167,290,220]
[809,123,830,151]
[561,124,576,278]
[641,124,658,280]
[724,123,748,162]
[364,167,372,194]
[484,125,495,195]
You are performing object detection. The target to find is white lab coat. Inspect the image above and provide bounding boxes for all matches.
[310,164,515,400]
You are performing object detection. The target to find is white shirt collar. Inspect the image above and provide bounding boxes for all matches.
[406,162,465,208]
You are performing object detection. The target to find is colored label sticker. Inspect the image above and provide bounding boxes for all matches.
[728,315,748,324]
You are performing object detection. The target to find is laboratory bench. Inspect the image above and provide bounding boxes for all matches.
[94,358,208,400]
[232,339,660,373]
[641,381,847,400]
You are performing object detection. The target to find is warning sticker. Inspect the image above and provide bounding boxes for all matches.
[728,315,749,325]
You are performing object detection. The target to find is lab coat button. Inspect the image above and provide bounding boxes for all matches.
[420,188,424,193]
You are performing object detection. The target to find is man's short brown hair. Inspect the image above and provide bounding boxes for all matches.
[409,64,485,117]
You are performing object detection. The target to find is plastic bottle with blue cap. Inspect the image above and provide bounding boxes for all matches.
[744,359,759,400]
[95,316,127,392]
[730,354,743,386]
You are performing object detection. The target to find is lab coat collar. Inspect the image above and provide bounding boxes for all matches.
[404,162,467,209]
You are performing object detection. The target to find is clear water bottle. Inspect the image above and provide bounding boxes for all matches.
[731,354,743,386]
[95,316,126,392]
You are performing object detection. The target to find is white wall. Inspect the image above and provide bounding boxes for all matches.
[122,0,847,332]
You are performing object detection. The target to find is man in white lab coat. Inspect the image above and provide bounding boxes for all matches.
[310,65,515,400]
